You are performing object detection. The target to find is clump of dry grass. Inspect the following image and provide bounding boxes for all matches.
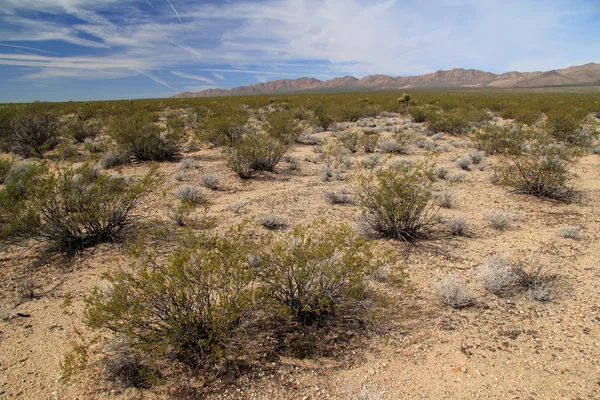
[448,217,471,237]
[479,255,514,296]
[555,225,580,239]
[201,173,220,190]
[434,274,475,308]
[483,210,513,230]
[258,213,286,230]
[325,188,354,204]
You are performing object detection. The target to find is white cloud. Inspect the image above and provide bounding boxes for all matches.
[170,71,216,83]
[211,72,225,80]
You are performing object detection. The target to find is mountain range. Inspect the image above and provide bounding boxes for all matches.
[172,63,600,98]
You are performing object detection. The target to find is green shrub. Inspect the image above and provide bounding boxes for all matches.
[338,131,360,153]
[253,220,380,325]
[409,106,429,123]
[0,163,155,254]
[0,157,14,184]
[360,134,380,153]
[9,113,62,158]
[64,117,100,143]
[474,124,530,155]
[264,110,302,143]
[493,143,579,201]
[85,230,255,366]
[355,161,437,241]
[547,113,592,146]
[108,113,182,161]
[224,131,290,179]
[427,109,471,134]
[199,105,248,146]
[312,105,335,130]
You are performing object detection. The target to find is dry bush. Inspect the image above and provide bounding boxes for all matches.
[483,210,513,230]
[201,173,220,190]
[448,217,471,237]
[355,161,437,241]
[338,131,361,153]
[434,274,475,308]
[512,264,555,302]
[469,150,484,164]
[10,113,61,158]
[325,188,354,204]
[434,165,449,180]
[360,154,381,169]
[455,156,472,171]
[435,189,455,209]
[258,213,286,230]
[555,225,580,239]
[480,255,514,296]
[320,165,346,182]
[175,185,205,205]
[360,134,380,153]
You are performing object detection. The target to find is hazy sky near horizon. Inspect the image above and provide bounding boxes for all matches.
[1,0,599,102]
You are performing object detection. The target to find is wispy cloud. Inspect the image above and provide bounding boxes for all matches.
[171,71,215,83]
[211,72,225,80]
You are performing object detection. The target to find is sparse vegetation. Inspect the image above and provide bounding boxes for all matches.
[483,210,513,230]
[555,225,581,239]
[355,161,437,241]
[258,213,286,230]
[9,113,61,158]
[480,255,514,296]
[435,274,475,308]
[448,217,471,237]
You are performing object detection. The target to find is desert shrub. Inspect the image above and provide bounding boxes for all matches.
[325,188,353,204]
[224,131,290,179]
[201,173,220,190]
[469,150,484,164]
[427,109,471,134]
[434,166,449,180]
[108,113,182,161]
[474,124,530,155]
[101,337,154,388]
[85,230,255,366]
[0,157,14,184]
[320,165,345,182]
[480,255,513,296]
[0,163,154,254]
[455,156,472,171]
[83,138,106,153]
[355,161,437,241]
[378,136,409,154]
[172,172,186,181]
[447,171,467,183]
[493,143,579,201]
[360,134,380,153]
[297,133,322,145]
[555,225,580,239]
[199,105,248,146]
[483,210,513,230]
[264,110,302,143]
[547,113,591,146]
[179,157,194,170]
[97,151,130,170]
[257,213,286,230]
[448,217,471,237]
[435,189,455,209]
[338,131,360,153]
[512,264,555,301]
[64,117,100,143]
[434,274,474,308]
[9,113,61,158]
[360,154,381,169]
[312,105,335,130]
[253,220,380,325]
[409,106,429,123]
[175,185,204,205]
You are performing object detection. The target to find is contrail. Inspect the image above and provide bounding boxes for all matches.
[0,44,54,54]
[165,0,183,23]
[145,0,154,8]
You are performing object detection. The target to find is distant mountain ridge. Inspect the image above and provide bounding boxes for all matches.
[172,63,600,98]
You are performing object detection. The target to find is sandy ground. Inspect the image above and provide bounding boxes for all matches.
[1,115,599,399]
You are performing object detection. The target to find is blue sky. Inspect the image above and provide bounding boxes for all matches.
[1,0,599,102]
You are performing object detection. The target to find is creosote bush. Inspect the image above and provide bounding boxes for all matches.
[355,161,438,241]
[253,220,383,325]
[493,143,580,201]
[474,124,530,155]
[10,113,62,158]
[108,112,182,161]
[85,229,256,366]
[0,163,155,254]
[224,131,290,179]
[64,117,100,143]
